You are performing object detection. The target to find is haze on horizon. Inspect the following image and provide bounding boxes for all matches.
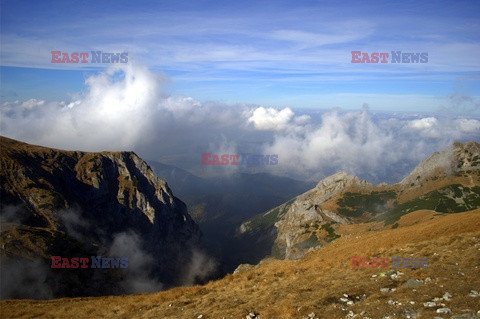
[1,0,479,183]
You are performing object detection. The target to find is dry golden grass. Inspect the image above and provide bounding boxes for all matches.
[317,169,479,222]
[2,209,480,319]
[396,173,479,204]
[395,210,438,227]
[335,209,440,236]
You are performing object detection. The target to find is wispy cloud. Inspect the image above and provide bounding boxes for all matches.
[1,1,478,78]
[1,63,478,183]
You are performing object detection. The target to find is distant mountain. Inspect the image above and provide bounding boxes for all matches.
[148,160,315,273]
[0,136,201,299]
[240,141,480,260]
[147,161,206,199]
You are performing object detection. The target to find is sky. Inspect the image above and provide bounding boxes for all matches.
[0,0,479,183]
[1,0,479,111]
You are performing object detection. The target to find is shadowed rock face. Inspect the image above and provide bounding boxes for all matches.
[0,136,201,297]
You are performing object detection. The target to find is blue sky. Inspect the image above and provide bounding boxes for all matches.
[1,0,479,113]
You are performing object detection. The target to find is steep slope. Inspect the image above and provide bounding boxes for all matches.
[399,141,480,189]
[396,141,480,201]
[240,141,480,260]
[150,159,315,273]
[0,136,202,298]
[2,209,479,319]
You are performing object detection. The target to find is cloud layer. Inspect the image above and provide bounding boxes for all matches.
[1,63,478,184]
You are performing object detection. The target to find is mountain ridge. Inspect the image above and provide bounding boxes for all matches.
[239,141,480,260]
[0,135,203,298]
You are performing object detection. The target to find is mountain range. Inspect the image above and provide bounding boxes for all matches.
[239,141,480,260]
[1,136,480,319]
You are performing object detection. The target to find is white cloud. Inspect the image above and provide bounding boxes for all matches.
[409,117,438,129]
[407,117,440,138]
[0,63,220,152]
[256,107,479,182]
[261,107,395,180]
[1,63,478,183]
[246,106,310,132]
[456,118,480,133]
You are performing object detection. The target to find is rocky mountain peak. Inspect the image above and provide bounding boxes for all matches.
[0,136,202,297]
[240,141,480,262]
[314,171,371,200]
[399,141,480,189]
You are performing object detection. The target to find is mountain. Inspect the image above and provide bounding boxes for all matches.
[239,141,480,260]
[149,160,315,274]
[3,208,479,318]
[2,139,480,318]
[0,136,202,299]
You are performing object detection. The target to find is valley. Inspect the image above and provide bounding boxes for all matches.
[1,137,480,319]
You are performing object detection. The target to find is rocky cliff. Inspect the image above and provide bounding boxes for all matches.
[0,136,202,298]
[240,141,480,260]
[399,141,480,189]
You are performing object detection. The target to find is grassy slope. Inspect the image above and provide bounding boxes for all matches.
[242,168,480,238]
[2,209,480,319]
